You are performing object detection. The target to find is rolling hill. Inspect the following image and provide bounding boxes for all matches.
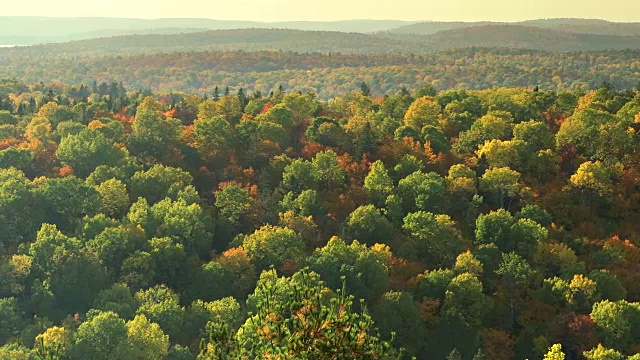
[3,25,640,58]
[421,24,640,51]
[387,18,640,37]
[0,29,414,56]
[0,17,416,45]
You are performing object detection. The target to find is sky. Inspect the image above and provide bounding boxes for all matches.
[3,0,640,22]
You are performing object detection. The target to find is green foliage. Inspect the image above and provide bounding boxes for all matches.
[4,75,640,359]
[130,165,193,205]
[0,297,24,344]
[215,184,251,223]
[123,314,170,360]
[135,285,186,344]
[70,311,127,360]
[37,176,102,231]
[401,211,464,266]
[242,225,305,270]
[364,160,394,206]
[583,344,623,360]
[199,269,403,359]
[342,205,394,245]
[306,237,391,304]
[478,167,522,209]
[56,129,125,177]
[397,171,446,213]
[0,147,32,170]
[590,300,640,350]
[441,273,491,329]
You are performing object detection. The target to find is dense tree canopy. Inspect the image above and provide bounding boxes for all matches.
[1,79,640,359]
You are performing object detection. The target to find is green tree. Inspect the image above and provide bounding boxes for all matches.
[364,160,394,207]
[87,225,145,272]
[215,184,251,223]
[401,211,464,266]
[311,150,346,191]
[590,300,640,350]
[0,297,24,344]
[373,291,426,356]
[281,159,317,193]
[70,311,127,360]
[130,165,193,205]
[124,314,170,360]
[342,205,394,246]
[56,129,125,177]
[199,269,402,359]
[397,171,446,213]
[0,168,43,246]
[441,273,491,329]
[513,120,554,152]
[306,237,391,304]
[479,167,522,209]
[29,224,109,316]
[135,285,186,344]
[127,98,182,162]
[583,344,623,360]
[256,104,294,128]
[37,175,101,231]
[94,283,137,319]
[242,225,305,271]
[0,147,32,170]
[96,178,130,218]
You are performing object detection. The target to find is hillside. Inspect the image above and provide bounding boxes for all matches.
[0,29,415,56]
[423,24,640,51]
[384,21,498,35]
[0,17,416,45]
[388,18,640,37]
[4,25,640,58]
[520,18,640,36]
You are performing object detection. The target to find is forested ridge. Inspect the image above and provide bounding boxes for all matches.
[2,77,640,359]
[2,48,640,100]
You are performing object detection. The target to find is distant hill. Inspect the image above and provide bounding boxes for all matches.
[520,19,640,37]
[387,18,640,37]
[0,29,415,56]
[0,17,416,45]
[421,25,640,51]
[384,21,498,35]
[3,26,640,57]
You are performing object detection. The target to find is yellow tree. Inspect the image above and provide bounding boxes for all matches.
[404,96,442,129]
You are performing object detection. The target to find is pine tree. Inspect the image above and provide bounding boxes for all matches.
[360,82,372,97]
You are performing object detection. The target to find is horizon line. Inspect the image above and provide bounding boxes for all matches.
[0,16,637,24]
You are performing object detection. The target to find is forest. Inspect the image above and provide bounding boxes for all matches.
[1,48,640,100]
[0,77,640,359]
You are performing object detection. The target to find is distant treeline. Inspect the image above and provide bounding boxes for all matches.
[1,48,639,99]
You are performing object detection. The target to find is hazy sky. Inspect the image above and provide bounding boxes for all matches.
[4,0,640,22]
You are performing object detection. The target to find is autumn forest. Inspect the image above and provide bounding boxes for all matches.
[1,14,640,360]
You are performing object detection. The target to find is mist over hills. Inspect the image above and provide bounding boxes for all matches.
[3,25,640,58]
[3,17,640,47]
[387,18,640,36]
[0,17,416,45]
